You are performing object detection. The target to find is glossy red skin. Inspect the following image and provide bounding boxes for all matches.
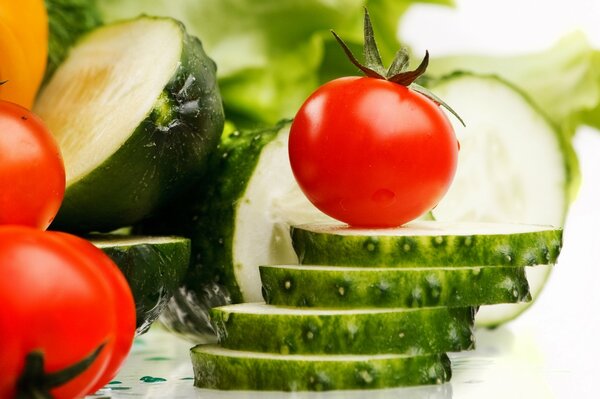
[53,232,136,395]
[289,76,459,227]
[0,227,135,399]
[0,101,65,229]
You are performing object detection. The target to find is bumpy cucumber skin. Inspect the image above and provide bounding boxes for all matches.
[53,17,224,233]
[261,266,531,308]
[91,235,191,335]
[191,345,452,391]
[292,225,562,268]
[139,121,291,341]
[211,305,475,355]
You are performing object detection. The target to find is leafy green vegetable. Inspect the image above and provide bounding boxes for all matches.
[97,0,453,127]
[45,0,103,82]
[426,32,600,137]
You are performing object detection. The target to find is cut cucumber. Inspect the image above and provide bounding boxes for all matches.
[90,235,190,335]
[139,122,332,341]
[425,73,578,327]
[211,302,475,355]
[260,265,530,308]
[35,16,224,232]
[191,345,452,391]
[292,221,562,267]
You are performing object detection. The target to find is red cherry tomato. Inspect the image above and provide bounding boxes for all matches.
[289,76,459,227]
[0,226,135,399]
[0,101,65,229]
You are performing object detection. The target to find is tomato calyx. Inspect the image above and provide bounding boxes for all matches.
[16,343,106,399]
[331,8,465,126]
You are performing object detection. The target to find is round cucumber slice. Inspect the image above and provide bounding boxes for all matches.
[211,302,475,355]
[35,16,224,232]
[292,221,562,267]
[260,265,530,309]
[426,73,578,327]
[90,235,190,335]
[191,345,452,391]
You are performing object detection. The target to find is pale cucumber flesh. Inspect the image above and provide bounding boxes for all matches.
[35,18,183,184]
[427,74,572,327]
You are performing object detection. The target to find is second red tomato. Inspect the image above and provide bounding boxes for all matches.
[289,76,459,227]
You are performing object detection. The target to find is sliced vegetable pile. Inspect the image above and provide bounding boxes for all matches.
[189,221,561,391]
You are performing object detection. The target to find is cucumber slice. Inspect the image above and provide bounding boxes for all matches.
[292,221,562,268]
[35,16,224,232]
[260,265,530,308]
[140,122,332,341]
[191,345,452,391]
[90,235,190,335]
[425,73,578,327]
[211,302,475,355]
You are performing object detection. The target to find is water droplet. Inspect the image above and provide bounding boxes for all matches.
[371,189,395,204]
[140,376,167,383]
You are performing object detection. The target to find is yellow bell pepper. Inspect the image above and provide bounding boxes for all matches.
[0,0,48,108]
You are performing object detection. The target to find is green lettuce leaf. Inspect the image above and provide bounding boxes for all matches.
[427,32,600,137]
[98,0,453,126]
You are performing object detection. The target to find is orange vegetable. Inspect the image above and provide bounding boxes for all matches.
[0,0,48,108]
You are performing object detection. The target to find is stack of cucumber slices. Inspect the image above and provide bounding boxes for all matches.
[191,221,562,391]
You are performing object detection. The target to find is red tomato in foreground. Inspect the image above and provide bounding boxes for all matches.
[289,76,459,227]
[0,227,136,399]
[0,101,65,229]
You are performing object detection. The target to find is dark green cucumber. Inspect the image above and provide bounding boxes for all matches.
[90,235,190,335]
[139,122,331,341]
[292,221,562,267]
[191,345,452,391]
[261,265,531,308]
[211,302,475,355]
[36,16,224,232]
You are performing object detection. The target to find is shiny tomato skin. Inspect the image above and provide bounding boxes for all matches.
[0,101,65,229]
[289,76,459,227]
[0,227,135,399]
[53,232,136,395]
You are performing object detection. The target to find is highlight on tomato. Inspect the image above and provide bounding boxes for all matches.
[0,100,65,229]
[288,10,463,228]
[0,226,136,399]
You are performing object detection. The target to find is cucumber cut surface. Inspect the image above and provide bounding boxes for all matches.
[292,221,562,268]
[36,16,224,232]
[191,345,452,391]
[425,73,577,327]
[211,302,475,355]
[260,265,530,309]
[90,235,190,335]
